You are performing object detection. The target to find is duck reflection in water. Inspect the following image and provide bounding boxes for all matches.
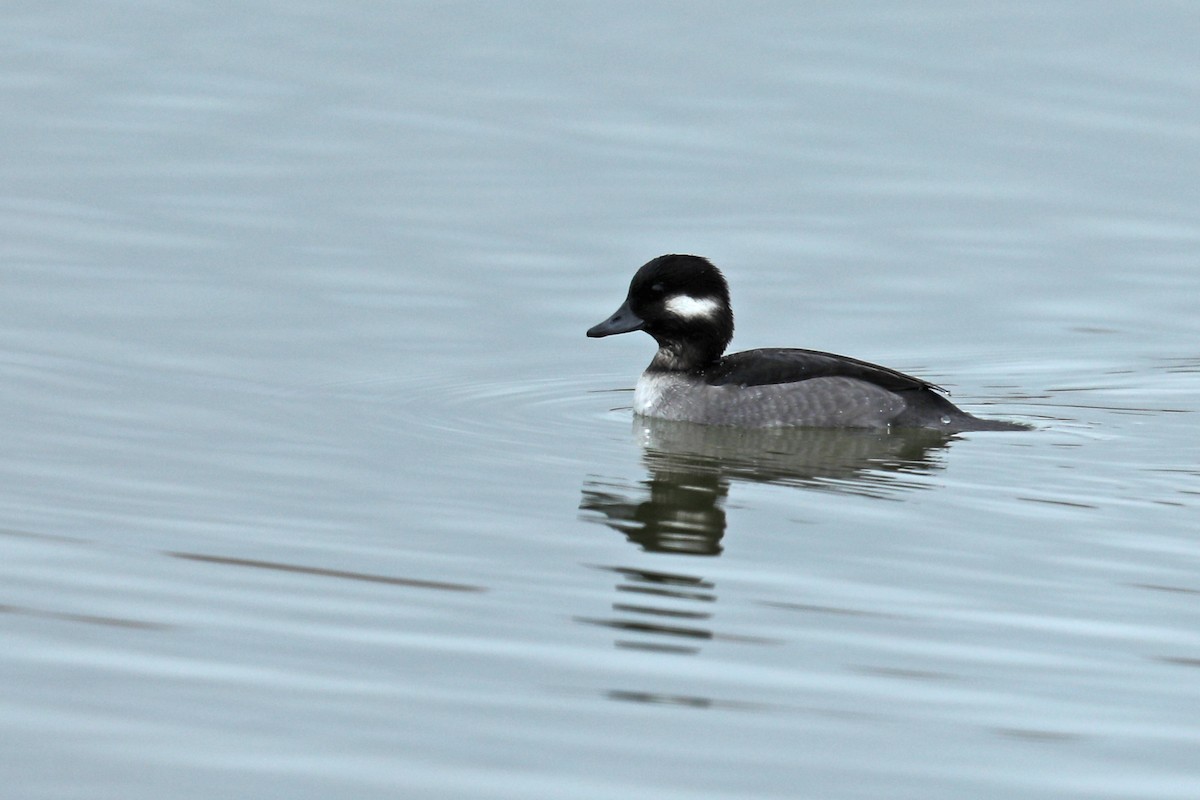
[580,416,957,555]
[577,418,958,663]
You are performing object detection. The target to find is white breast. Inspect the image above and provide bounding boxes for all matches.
[633,372,679,415]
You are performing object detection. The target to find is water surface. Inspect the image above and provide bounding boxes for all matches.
[2,3,1198,799]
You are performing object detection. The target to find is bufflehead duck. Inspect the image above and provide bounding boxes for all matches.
[587,254,1025,432]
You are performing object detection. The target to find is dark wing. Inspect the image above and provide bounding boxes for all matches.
[702,348,946,394]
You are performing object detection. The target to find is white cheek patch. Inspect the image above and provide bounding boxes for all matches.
[664,294,722,320]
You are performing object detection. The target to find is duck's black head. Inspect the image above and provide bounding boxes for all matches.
[587,254,734,372]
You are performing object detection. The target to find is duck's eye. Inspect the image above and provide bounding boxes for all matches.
[650,283,665,294]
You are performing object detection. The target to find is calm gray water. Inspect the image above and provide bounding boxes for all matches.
[2,3,1198,799]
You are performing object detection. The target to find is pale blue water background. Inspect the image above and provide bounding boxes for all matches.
[2,3,1198,798]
